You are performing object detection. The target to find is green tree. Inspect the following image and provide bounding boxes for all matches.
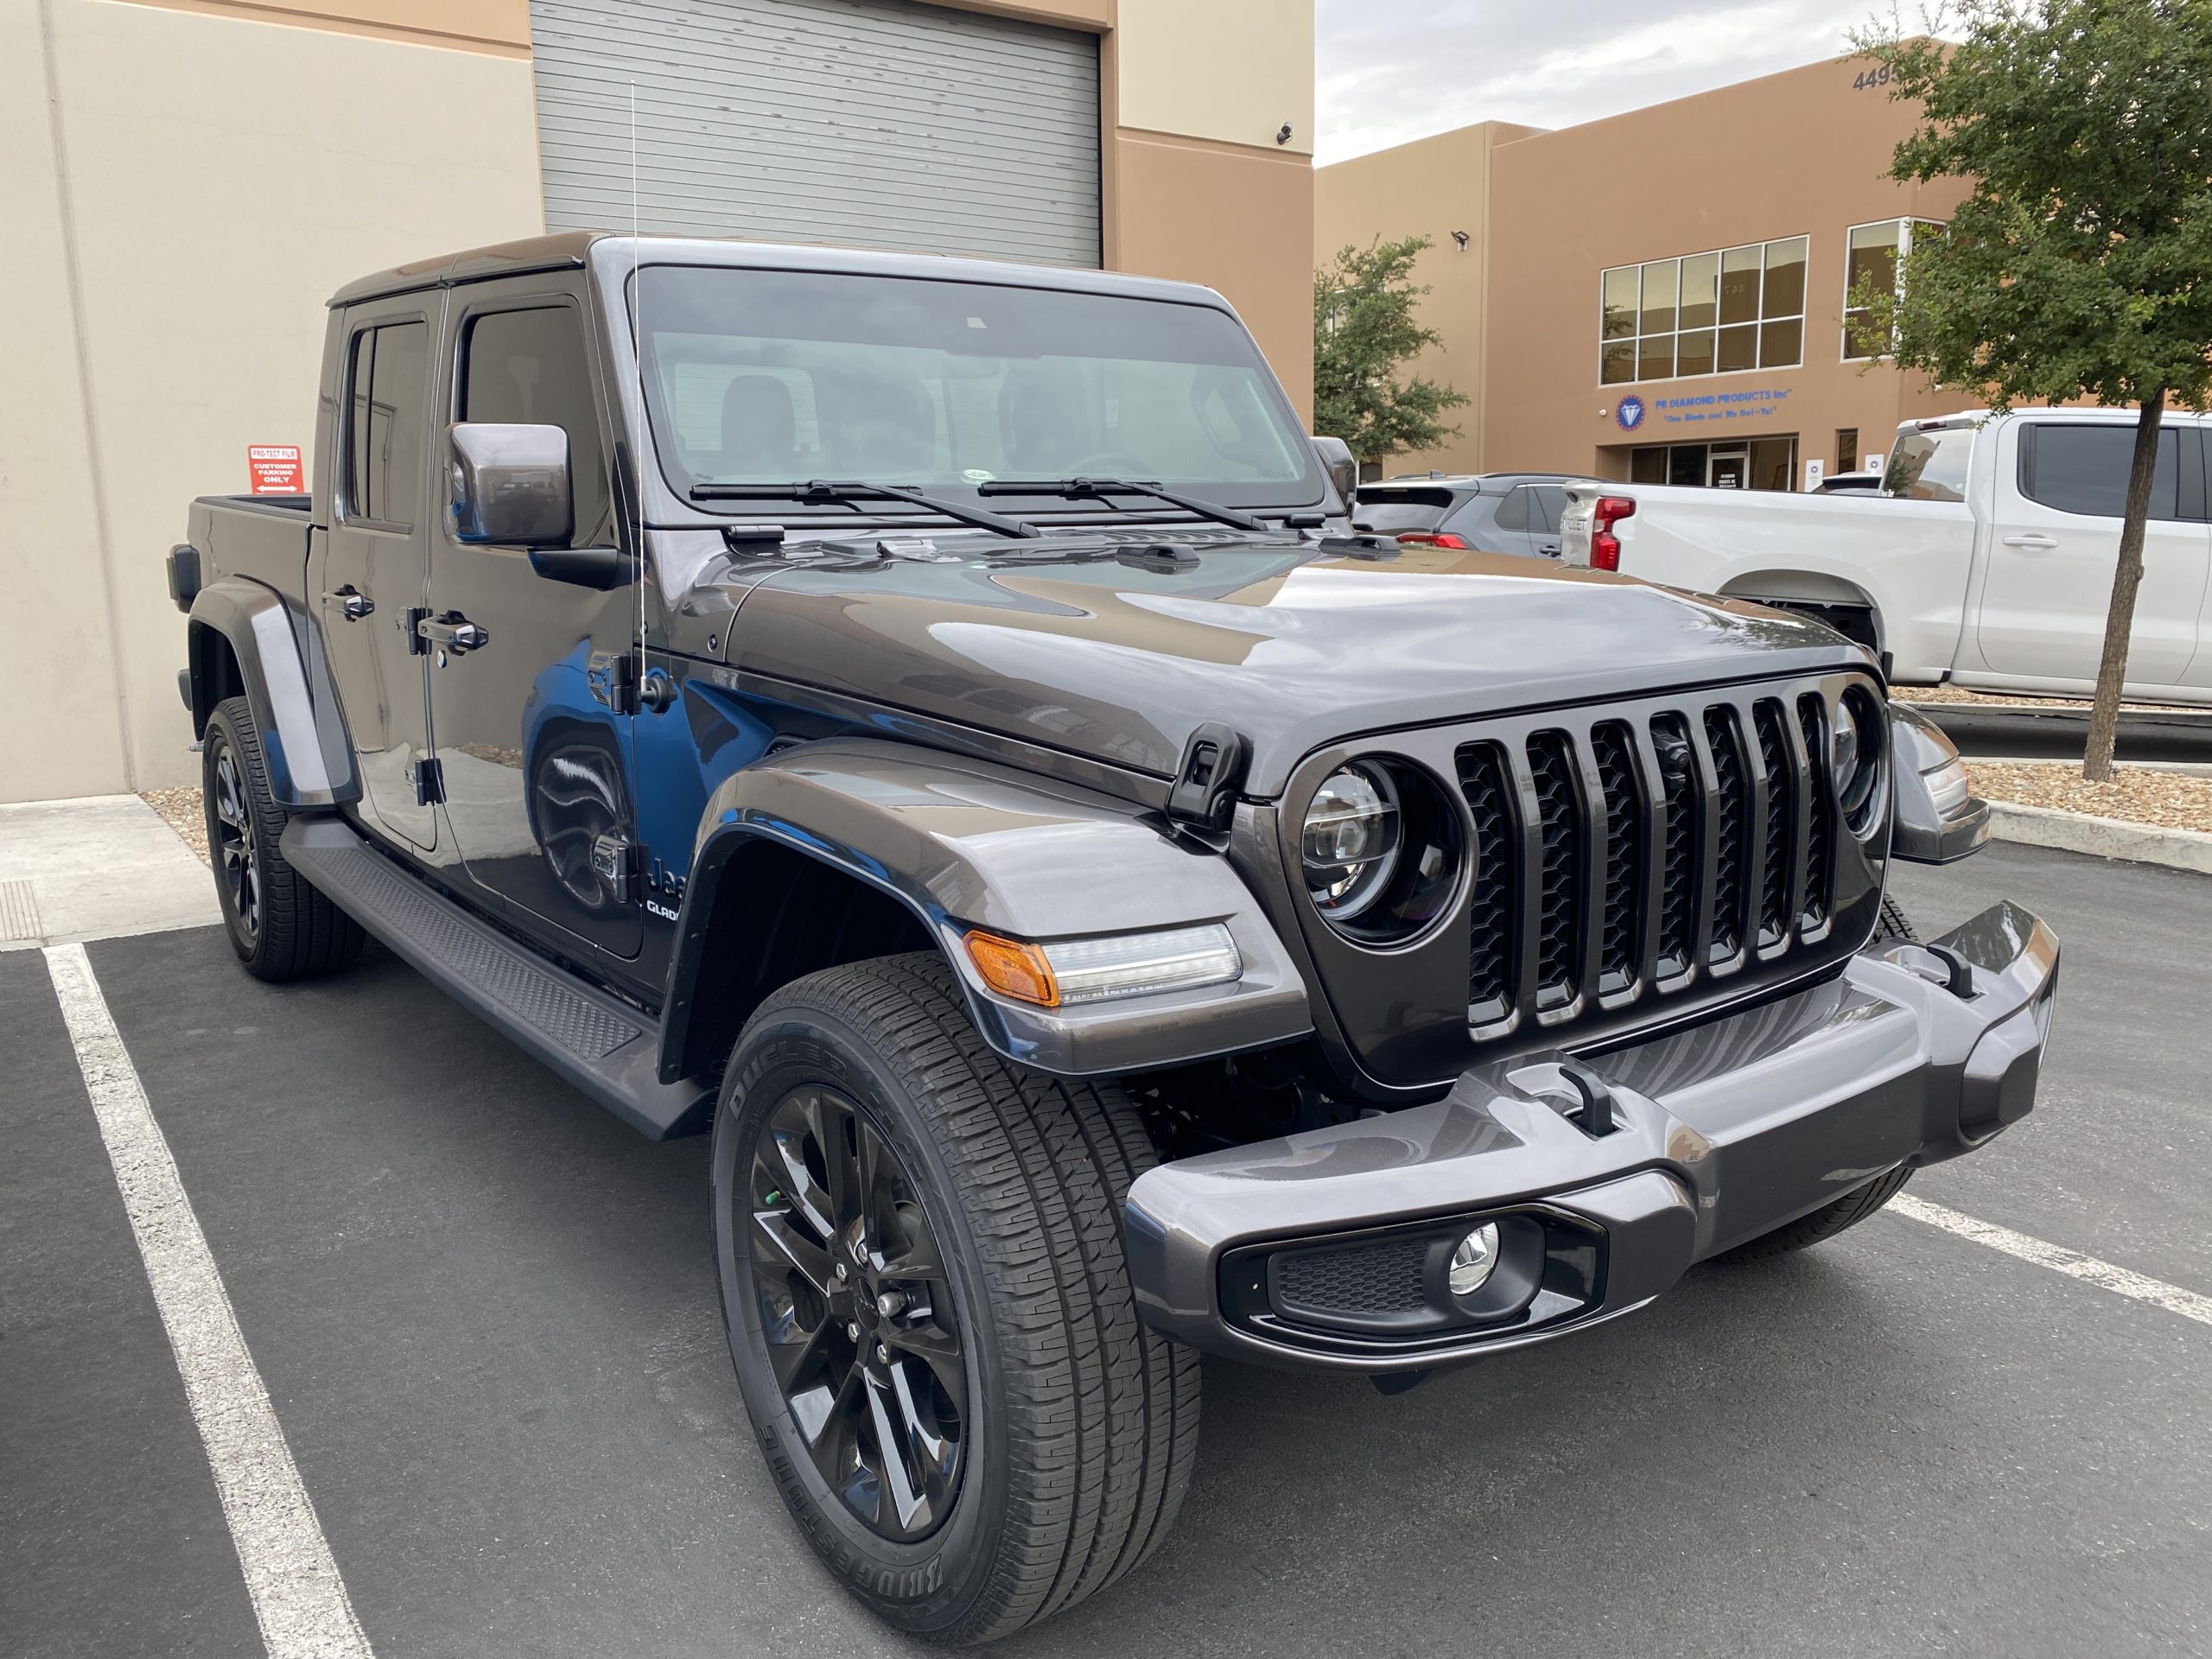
[1313,237,1469,467]
[1850,3,2212,780]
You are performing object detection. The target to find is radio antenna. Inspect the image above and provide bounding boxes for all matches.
[630,79,645,690]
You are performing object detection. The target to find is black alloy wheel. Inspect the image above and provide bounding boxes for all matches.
[715,954,1200,1643]
[747,1084,965,1541]
[208,730,261,944]
[200,696,365,982]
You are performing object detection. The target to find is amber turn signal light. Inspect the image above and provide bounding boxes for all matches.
[963,930,1060,1008]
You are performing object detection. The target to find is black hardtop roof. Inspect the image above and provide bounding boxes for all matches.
[327,232,1227,311]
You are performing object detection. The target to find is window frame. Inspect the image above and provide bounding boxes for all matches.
[446,285,620,552]
[2013,419,2202,523]
[1841,217,1946,362]
[1597,233,1810,388]
[338,309,435,535]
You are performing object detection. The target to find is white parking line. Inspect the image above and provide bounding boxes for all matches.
[41,943,374,1658]
[1891,1192,2212,1328]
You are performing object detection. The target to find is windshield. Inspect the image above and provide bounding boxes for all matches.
[632,265,1321,515]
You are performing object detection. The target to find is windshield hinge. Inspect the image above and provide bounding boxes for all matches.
[1167,721,1250,834]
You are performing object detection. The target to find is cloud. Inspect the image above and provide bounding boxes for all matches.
[1316,0,1881,164]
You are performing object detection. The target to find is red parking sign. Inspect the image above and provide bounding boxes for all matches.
[247,445,303,494]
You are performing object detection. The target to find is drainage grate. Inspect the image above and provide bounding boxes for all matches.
[0,879,41,943]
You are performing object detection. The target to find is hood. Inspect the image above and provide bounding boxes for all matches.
[716,536,1865,797]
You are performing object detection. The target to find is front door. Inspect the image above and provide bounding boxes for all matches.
[1977,419,2210,687]
[1707,448,1749,490]
[425,287,643,959]
[317,302,438,851]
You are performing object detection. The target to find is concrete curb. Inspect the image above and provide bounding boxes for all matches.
[1985,799,2212,875]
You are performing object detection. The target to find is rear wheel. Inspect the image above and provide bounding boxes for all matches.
[202,696,365,982]
[712,952,1198,1643]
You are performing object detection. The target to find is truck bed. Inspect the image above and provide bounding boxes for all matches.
[188,493,313,592]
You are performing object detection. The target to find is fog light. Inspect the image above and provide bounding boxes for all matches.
[1448,1224,1500,1295]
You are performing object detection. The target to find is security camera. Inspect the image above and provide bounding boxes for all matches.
[1451,229,1471,251]
[1276,122,1294,146]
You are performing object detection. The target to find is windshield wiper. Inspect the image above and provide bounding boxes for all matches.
[976,476,1268,534]
[688,479,1042,539]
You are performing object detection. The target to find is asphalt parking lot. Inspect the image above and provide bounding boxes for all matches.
[3,841,2208,1658]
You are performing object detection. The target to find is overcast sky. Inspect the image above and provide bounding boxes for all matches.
[1315,1,1885,165]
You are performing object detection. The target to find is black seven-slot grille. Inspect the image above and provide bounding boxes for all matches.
[1455,689,1837,1033]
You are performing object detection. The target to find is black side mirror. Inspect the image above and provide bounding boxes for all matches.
[449,423,573,547]
[1310,435,1357,506]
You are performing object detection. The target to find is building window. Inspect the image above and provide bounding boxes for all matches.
[1844,219,1944,359]
[1627,437,1800,491]
[1600,236,1807,385]
[1836,428,1859,473]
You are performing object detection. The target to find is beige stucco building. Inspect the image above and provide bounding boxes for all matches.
[1317,55,1967,486]
[3,0,1315,804]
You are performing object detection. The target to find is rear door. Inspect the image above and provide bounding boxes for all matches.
[319,301,438,851]
[424,282,643,959]
[1527,484,1568,557]
[1975,418,2209,686]
[1472,485,1540,557]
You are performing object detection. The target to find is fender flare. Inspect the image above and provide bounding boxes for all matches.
[187,578,359,809]
[658,738,1312,1082]
[1888,701,1990,863]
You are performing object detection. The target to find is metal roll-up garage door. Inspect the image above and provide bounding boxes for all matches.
[530,0,1101,267]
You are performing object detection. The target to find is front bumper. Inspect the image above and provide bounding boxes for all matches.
[1124,899,2057,1374]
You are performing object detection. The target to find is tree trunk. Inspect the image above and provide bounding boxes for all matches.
[2082,394,2165,783]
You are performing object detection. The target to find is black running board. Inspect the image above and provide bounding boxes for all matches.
[281,817,713,1140]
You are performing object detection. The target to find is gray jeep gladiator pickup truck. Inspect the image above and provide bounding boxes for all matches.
[168,232,2056,1644]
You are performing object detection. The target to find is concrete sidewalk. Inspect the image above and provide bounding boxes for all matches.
[0,796,219,951]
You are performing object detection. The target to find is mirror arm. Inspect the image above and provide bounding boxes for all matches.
[526,545,636,590]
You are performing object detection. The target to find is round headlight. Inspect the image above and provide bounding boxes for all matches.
[1831,687,1886,834]
[1301,763,1402,923]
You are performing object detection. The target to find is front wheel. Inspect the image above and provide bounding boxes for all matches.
[712,953,1198,1643]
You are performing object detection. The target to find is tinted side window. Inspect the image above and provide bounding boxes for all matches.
[1531,486,1567,533]
[1491,488,1529,531]
[2019,424,2181,520]
[347,321,429,526]
[461,306,612,544]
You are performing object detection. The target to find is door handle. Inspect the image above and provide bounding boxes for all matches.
[1537,542,1562,556]
[322,585,373,621]
[416,612,491,653]
[2001,533,2059,550]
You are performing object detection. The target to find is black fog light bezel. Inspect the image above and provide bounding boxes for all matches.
[1217,1205,1610,1358]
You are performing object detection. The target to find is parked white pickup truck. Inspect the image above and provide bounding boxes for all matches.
[1560,408,2212,704]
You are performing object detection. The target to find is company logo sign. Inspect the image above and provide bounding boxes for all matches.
[1615,395,1646,432]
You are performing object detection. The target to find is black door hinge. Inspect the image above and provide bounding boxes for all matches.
[413,757,445,804]
[404,606,429,657]
[590,833,639,904]
[588,648,638,714]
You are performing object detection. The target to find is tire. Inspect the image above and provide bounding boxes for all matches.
[1878,893,1917,943]
[712,952,1199,1644]
[1714,1164,1914,1263]
[201,696,365,982]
